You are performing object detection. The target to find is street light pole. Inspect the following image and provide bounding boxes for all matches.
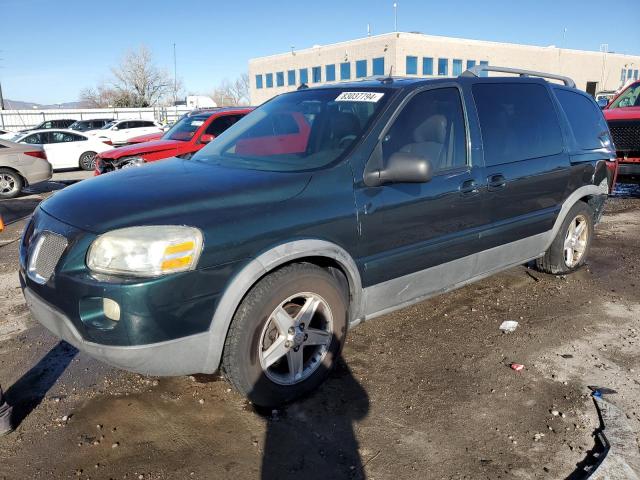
[393,3,398,32]
[173,43,177,106]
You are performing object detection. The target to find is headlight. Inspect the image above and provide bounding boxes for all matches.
[87,226,204,277]
[120,157,145,169]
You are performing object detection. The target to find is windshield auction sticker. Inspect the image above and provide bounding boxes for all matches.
[335,92,385,102]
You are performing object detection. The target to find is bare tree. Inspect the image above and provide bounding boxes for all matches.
[111,46,173,107]
[79,84,132,108]
[210,73,250,106]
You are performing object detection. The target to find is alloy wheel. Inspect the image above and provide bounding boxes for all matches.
[563,214,589,268]
[258,292,333,385]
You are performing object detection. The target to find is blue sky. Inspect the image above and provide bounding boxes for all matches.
[1,0,638,104]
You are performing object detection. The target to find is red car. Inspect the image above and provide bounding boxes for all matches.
[95,107,253,174]
[602,81,640,183]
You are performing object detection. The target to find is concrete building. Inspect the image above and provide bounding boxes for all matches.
[249,32,640,105]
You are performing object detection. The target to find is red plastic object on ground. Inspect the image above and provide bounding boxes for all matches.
[510,363,525,372]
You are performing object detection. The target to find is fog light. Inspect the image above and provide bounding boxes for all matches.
[103,298,121,321]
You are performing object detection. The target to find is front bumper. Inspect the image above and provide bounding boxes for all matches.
[23,286,212,376]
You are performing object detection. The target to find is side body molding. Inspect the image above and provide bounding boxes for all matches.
[202,239,363,373]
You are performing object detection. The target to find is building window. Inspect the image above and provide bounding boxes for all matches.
[255,74,263,89]
[340,62,351,80]
[312,66,322,83]
[438,58,448,76]
[406,56,418,75]
[299,68,309,84]
[479,60,489,77]
[621,69,626,81]
[356,59,367,78]
[326,64,336,82]
[372,57,385,76]
[276,71,284,87]
[635,70,639,80]
[287,70,296,86]
[453,59,463,76]
[265,73,273,88]
[422,57,433,75]
[628,69,634,80]
[466,60,476,70]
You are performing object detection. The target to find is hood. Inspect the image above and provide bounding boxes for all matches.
[99,139,180,160]
[40,158,312,233]
[604,106,640,122]
[128,133,164,144]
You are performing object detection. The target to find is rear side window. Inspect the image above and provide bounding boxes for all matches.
[473,83,563,166]
[554,89,608,151]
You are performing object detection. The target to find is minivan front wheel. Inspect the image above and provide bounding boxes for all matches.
[222,263,348,407]
[536,201,594,274]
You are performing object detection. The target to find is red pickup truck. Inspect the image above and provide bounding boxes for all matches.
[602,81,640,183]
[95,107,253,174]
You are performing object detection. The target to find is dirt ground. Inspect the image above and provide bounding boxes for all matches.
[0,175,639,480]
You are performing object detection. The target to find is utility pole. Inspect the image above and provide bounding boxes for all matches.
[393,3,398,32]
[173,43,177,106]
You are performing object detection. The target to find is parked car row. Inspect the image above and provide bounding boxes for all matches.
[0,139,51,199]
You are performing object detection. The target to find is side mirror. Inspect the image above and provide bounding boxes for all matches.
[112,127,119,131]
[597,97,609,109]
[200,133,215,144]
[366,152,433,186]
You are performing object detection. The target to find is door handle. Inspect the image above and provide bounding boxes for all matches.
[459,179,479,195]
[487,174,506,190]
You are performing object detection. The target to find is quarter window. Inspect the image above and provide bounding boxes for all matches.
[356,60,367,78]
[406,56,418,75]
[422,57,433,75]
[325,64,336,82]
[438,58,448,76]
[340,62,351,80]
[382,88,467,173]
[555,89,610,151]
[473,83,563,166]
[205,115,243,137]
[372,57,385,76]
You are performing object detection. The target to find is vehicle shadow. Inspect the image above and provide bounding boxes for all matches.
[251,357,369,480]
[4,341,78,428]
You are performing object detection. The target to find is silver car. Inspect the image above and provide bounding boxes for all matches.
[0,139,52,199]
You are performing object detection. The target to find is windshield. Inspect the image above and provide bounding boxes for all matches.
[162,114,208,141]
[101,121,117,130]
[609,83,640,109]
[193,88,391,171]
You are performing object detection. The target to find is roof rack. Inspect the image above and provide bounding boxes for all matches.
[460,65,576,88]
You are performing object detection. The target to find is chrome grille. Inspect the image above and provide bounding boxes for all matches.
[27,231,68,284]
[608,121,640,153]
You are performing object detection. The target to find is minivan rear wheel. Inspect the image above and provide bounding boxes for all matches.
[0,168,23,199]
[536,201,594,274]
[222,263,348,407]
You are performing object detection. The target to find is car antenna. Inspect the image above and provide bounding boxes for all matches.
[378,65,394,84]
[297,83,309,90]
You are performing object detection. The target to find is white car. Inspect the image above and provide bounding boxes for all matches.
[13,129,114,170]
[87,119,163,145]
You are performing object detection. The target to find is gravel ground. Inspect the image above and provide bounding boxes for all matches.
[0,178,638,480]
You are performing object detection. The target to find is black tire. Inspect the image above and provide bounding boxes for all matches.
[0,168,24,199]
[536,201,594,274]
[79,151,97,171]
[222,263,349,407]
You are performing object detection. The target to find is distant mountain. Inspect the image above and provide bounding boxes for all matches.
[2,99,90,110]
